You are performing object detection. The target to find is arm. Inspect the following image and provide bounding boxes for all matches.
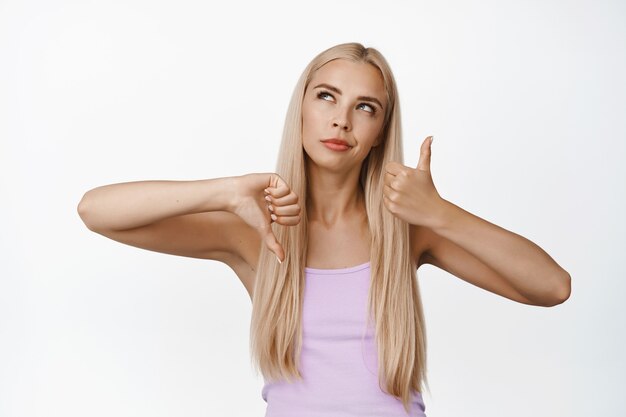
[77,178,237,231]
[385,136,571,307]
[77,174,299,264]
[423,200,571,307]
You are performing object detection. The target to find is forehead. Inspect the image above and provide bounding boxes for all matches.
[309,59,386,99]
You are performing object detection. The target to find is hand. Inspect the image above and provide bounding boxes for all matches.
[383,136,446,228]
[231,173,301,263]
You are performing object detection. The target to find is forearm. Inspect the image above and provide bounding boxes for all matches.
[77,177,237,231]
[431,199,571,301]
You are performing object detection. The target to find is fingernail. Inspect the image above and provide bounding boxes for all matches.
[264,188,270,194]
[268,204,274,212]
[264,195,271,202]
[429,136,434,144]
[271,214,277,221]
[276,254,282,264]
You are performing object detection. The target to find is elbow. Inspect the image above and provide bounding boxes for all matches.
[544,271,572,307]
[77,193,95,230]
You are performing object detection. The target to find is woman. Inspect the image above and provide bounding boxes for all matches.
[78,42,571,416]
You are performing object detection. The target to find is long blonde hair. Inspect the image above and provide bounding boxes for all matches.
[250,42,429,413]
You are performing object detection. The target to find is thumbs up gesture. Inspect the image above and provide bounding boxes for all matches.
[383,136,445,228]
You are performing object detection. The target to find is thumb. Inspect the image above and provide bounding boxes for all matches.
[416,136,433,172]
[263,226,285,264]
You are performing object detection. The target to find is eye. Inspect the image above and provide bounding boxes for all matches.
[358,103,376,114]
[316,90,377,115]
[317,91,334,101]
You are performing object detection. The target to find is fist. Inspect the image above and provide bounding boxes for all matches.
[383,136,444,227]
[232,173,300,263]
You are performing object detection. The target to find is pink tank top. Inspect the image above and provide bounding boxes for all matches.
[261,261,427,417]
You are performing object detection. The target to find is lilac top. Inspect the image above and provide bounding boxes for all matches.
[261,261,427,417]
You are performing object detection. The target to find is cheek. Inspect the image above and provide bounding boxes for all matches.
[356,119,383,143]
[302,107,324,139]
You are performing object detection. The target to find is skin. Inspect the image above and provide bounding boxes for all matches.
[301,58,386,269]
[262,58,571,306]
[80,56,571,306]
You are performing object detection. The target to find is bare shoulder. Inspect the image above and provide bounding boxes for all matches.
[177,211,260,300]
[88,210,261,299]
[409,224,436,268]
[160,211,261,299]
[217,214,262,299]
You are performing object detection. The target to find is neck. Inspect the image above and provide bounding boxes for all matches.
[305,160,366,227]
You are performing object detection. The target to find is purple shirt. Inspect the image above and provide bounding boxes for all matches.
[262,261,427,417]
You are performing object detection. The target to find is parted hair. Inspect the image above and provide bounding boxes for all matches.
[249,42,429,413]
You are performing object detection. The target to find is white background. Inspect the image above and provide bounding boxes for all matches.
[1,0,624,416]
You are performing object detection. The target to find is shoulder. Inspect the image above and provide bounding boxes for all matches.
[409,224,437,268]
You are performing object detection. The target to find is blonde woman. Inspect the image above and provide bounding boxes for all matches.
[77,42,571,416]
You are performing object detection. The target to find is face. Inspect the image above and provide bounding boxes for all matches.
[301,58,387,173]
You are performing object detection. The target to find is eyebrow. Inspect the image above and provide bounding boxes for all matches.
[313,83,385,111]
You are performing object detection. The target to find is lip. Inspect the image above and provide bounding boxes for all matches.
[321,138,351,146]
[323,142,351,151]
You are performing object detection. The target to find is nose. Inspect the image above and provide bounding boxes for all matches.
[332,108,352,131]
